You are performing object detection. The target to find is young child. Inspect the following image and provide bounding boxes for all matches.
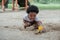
[23,5,45,33]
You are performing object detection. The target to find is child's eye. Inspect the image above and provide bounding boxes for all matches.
[29,13,36,17]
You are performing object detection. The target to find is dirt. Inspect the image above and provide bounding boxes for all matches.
[0,10,60,40]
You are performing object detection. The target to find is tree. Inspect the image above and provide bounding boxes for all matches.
[36,0,40,3]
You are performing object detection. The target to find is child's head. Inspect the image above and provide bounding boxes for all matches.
[26,5,39,21]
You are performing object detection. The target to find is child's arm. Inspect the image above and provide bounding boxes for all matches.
[37,21,42,26]
[23,20,31,29]
[35,17,42,26]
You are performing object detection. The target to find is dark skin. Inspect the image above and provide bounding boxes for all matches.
[23,12,42,29]
[28,12,37,21]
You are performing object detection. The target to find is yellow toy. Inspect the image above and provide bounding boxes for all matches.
[38,25,43,31]
[35,25,46,34]
[35,25,44,34]
[37,25,44,33]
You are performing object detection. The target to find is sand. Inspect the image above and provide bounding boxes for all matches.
[0,10,60,40]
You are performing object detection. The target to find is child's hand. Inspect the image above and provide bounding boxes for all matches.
[24,22,31,27]
[24,22,30,29]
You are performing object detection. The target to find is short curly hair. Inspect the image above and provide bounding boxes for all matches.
[26,5,39,14]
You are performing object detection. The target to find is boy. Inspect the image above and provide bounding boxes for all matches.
[23,5,45,33]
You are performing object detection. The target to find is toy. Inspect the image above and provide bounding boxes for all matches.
[35,25,44,34]
[38,25,44,31]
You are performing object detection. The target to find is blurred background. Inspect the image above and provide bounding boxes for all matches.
[30,0,60,9]
[29,0,60,10]
[0,0,60,10]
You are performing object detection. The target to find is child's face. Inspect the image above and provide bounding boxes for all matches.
[28,12,37,21]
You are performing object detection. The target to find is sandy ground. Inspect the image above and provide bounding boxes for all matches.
[0,10,60,40]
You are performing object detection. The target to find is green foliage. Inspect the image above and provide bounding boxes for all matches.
[32,0,60,4]
[0,0,2,2]
[9,0,12,4]
[39,0,48,4]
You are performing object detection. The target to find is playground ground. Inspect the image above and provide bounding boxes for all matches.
[0,10,60,40]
